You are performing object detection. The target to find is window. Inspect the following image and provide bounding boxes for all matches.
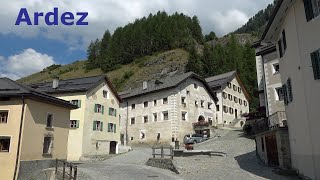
[93,121,103,131]
[70,100,81,108]
[273,63,280,74]
[228,94,233,100]
[131,117,135,125]
[103,90,108,98]
[163,111,169,120]
[234,97,238,103]
[163,97,168,104]
[181,97,186,106]
[153,113,157,122]
[216,105,220,111]
[144,101,148,108]
[233,85,237,91]
[208,102,212,109]
[244,100,248,107]
[239,99,243,105]
[200,100,204,108]
[311,49,320,80]
[195,101,198,107]
[70,120,79,128]
[46,114,53,128]
[140,132,145,139]
[187,90,190,96]
[0,137,10,152]
[227,82,231,88]
[181,112,187,121]
[108,123,116,133]
[223,106,228,113]
[282,30,287,51]
[208,118,213,125]
[43,136,53,155]
[223,92,227,99]
[0,111,8,123]
[143,116,148,123]
[94,104,104,114]
[108,108,116,117]
[154,100,157,106]
[275,87,284,101]
[229,107,234,114]
[238,87,242,93]
[303,0,320,21]
[194,83,198,89]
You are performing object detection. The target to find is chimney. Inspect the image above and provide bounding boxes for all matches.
[52,76,59,89]
[143,81,147,90]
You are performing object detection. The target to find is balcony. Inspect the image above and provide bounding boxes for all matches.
[268,111,287,129]
[193,120,210,128]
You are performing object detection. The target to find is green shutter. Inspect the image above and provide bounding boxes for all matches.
[94,104,97,113]
[303,0,314,22]
[76,120,79,128]
[114,109,117,117]
[282,84,288,105]
[287,78,293,102]
[102,105,105,114]
[78,100,81,108]
[311,50,320,80]
[108,108,111,116]
[101,122,103,131]
[108,123,111,132]
[93,121,96,130]
[114,124,116,133]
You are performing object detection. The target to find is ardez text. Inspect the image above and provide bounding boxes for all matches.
[15,8,88,26]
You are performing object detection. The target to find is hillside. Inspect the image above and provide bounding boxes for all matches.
[19,49,189,91]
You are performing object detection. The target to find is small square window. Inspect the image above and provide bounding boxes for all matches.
[233,85,237,91]
[229,108,234,114]
[163,111,169,120]
[182,112,187,121]
[273,63,280,74]
[223,106,228,113]
[154,100,157,106]
[195,101,198,107]
[194,84,198,89]
[223,92,227,99]
[238,87,242,93]
[46,114,53,128]
[201,100,205,108]
[276,87,284,101]
[93,121,103,131]
[0,137,10,152]
[239,99,243,105]
[103,90,108,98]
[228,94,233,100]
[153,113,157,122]
[70,120,79,128]
[216,105,220,111]
[95,104,103,113]
[109,108,117,117]
[131,117,135,125]
[163,98,168,104]
[208,102,212,109]
[70,100,81,108]
[234,97,238,103]
[132,104,136,110]
[244,101,248,107]
[0,111,8,123]
[144,101,148,108]
[143,116,148,123]
[227,82,231,88]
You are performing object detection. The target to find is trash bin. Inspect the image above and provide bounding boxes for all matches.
[175,140,179,149]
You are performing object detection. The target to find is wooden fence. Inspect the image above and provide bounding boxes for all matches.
[55,159,78,180]
[152,146,174,159]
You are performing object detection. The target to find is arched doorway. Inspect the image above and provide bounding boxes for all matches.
[198,115,205,122]
[110,141,117,154]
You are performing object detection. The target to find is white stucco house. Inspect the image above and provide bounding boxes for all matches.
[205,71,250,128]
[119,72,218,145]
[260,0,320,178]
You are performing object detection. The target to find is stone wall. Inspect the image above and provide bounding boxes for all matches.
[18,159,57,180]
[145,158,179,174]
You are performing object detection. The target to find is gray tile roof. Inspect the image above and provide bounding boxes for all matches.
[29,75,105,94]
[0,77,76,109]
[120,72,217,101]
[205,71,236,90]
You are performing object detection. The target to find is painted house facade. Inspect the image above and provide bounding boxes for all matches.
[119,72,217,145]
[0,77,76,180]
[261,0,320,178]
[205,71,250,127]
[30,76,121,161]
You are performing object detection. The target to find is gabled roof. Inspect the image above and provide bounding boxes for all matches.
[205,71,251,100]
[119,72,218,102]
[0,77,76,109]
[29,75,122,102]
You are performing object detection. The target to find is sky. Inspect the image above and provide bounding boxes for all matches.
[0,0,273,80]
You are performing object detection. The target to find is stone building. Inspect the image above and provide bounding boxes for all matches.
[0,77,76,180]
[260,0,320,178]
[119,72,217,145]
[205,71,250,127]
[30,75,122,161]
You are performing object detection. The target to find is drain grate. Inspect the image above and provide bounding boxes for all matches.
[147,175,159,178]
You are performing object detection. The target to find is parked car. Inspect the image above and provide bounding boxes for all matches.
[183,134,208,144]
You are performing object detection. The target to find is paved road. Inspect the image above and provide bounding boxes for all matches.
[77,147,182,180]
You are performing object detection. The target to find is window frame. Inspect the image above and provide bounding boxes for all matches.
[42,136,54,156]
[143,116,148,123]
[144,101,148,108]
[163,97,168,105]
[272,63,280,75]
[153,113,158,122]
[46,113,54,128]
[131,104,136,110]
[103,90,109,99]
[0,110,9,123]
[130,117,135,125]
[163,111,169,120]
[275,87,284,101]
[181,111,187,121]
[70,120,79,129]
[0,136,11,152]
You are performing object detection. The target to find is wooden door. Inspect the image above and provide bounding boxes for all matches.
[265,134,279,166]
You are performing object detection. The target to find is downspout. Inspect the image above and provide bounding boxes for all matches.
[125,101,129,145]
[261,55,270,117]
[13,96,25,180]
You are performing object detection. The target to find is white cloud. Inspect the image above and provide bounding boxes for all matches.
[0,0,273,50]
[0,49,55,80]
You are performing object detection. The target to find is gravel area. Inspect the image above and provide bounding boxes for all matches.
[173,128,299,180]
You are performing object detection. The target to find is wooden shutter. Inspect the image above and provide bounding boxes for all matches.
[101,122,103,131]
[108,108,111,116]
[303,0,314,21]
[94,104,97,113]
[287,78,293,102]
[282,84,288,105]
[114,124,116,133]
[76,120,79,128]
[93,121,96,130]
[114,109,117,117]
[102,105,105,114]
[311,50,320,80]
